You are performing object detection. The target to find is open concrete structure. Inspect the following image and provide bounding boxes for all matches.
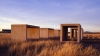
[11,24,40,41]
[70,28,78,39]
[70,28,84,41]
[60,24,81,43]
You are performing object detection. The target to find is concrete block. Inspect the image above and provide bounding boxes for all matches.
[40,28,49,38]
[27,27,39,39]
[60,24,81,43]
[48,29,54,38]
[54,30,60,37]
[11,24,27,41]
[11,24,39,41]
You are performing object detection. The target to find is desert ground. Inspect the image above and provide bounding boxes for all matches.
[0,37,100,56]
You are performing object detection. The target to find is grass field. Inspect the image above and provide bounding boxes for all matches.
[0,37,100,56]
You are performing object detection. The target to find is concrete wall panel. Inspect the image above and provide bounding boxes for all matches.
[27,28,39,39]
[40,28,48,38]
[49,29,54,38]
[11,25,27,41]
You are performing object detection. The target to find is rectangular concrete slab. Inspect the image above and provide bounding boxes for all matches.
[48,29,54,38]
[27,27,39,39]
[40,28,49,38]
[11,24,40,41]
[11,24,27,41]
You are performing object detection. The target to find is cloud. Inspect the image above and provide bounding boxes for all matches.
[0,16,29,30]
[0,16,26,23]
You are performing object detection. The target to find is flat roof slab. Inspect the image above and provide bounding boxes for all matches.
[61,24,80,26]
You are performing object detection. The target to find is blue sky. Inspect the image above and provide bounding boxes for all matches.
[0,0,100,32]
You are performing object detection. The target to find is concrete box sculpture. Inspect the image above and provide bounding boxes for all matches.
[40,28,54,39]
[11,24,39,41]
[60,24,81,43]
[70,28,78,39]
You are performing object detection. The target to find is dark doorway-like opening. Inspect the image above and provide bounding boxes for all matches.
[62,26,78,41]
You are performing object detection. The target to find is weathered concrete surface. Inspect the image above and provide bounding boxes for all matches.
[27,28,39,39]
[60,24,81,43]
[54,30,60,37]
[0,33,11,38]
[48,29,54,38]
[11,24,27,41]
[11,24,40,41]
[40,28,48,38]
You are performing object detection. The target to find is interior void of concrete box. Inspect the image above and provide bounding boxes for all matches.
[70,28,78,39]
[62,26,78,41]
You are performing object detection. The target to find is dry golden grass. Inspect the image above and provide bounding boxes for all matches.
[0,37,100,56]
